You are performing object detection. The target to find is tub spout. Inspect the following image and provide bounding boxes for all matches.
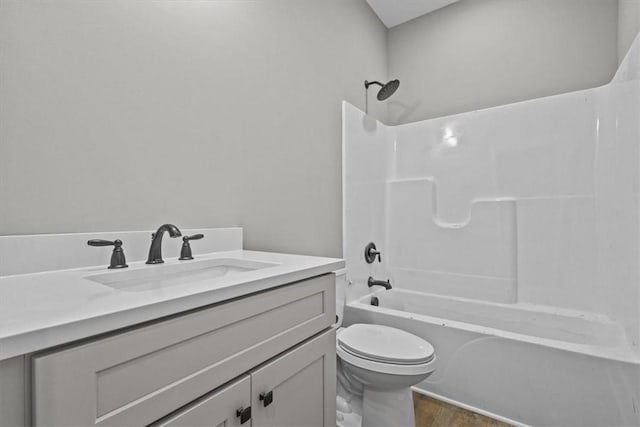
[368,276,392,290]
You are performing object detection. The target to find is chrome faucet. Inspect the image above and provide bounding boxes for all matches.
[146,224,182,264]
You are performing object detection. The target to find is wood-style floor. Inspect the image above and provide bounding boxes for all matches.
[414,393,512,427]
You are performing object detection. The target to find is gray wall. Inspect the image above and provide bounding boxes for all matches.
[619,0,640,63]
[387,0,619,124]
[0,0,387,257]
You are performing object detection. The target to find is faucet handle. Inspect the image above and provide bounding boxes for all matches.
[87,239,128,269]
[183,234,204,241]
[179,234,204,261]
[364,242,382,264]
[88,239,120,247]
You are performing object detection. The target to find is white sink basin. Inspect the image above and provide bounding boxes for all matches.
[86,258,277,292]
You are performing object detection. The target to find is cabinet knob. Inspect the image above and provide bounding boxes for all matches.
[236,406,251,424]
[259,390,273,407]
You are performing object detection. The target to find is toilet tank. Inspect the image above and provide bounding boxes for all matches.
[334,269,347,327]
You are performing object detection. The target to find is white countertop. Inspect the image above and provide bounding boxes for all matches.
[0,250,344,361]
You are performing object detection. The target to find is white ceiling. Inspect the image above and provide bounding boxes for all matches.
[366,0,459,28]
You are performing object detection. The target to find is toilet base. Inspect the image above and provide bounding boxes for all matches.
[362,387,415,427]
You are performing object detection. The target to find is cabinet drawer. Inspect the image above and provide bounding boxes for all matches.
[32,274,335,427]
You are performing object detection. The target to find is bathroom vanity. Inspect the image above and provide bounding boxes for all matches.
[0,228,343,427]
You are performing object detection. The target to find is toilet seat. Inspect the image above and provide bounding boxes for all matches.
[338,324,434,364]
[337,343,436,376]
[337,324,435,375]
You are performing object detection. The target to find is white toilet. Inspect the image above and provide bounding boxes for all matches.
[335,272,436,427]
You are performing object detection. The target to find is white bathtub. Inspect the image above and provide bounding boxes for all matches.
[344,289,640,427]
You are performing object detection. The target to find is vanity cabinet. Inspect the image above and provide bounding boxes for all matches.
[152,329,335,427]
[29,274,336,427]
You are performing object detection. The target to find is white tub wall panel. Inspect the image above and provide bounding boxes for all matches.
[383,86,599,309]
[355,86,612,313]
[390,269,516,304]
[344,181,388,302]
[387,180,515,277]
[386,179,516,302]
[611,53,640,354]
[595,79,640,354]
[491,90,597,198]
[391,90,597,225]
[392,121,499,225]
[596,39,640,352]
[342,102,390,302]
[614,33,640,83]
[0,228,243,276]
[342,102,390,185]
[516,197,601,313]
[344,36,640,349]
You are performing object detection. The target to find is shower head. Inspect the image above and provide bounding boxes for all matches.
[365,79,400,101]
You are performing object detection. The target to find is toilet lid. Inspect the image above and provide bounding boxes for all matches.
[337,324,434,365]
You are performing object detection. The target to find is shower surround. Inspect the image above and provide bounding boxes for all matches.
[342,37,640,426]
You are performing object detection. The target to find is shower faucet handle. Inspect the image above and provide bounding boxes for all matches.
[364,242,381,263]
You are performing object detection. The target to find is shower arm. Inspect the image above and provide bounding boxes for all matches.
[364,80,383,89]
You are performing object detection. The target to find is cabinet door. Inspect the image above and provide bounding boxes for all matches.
[250,329,336,427]
[151,375,251,427]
